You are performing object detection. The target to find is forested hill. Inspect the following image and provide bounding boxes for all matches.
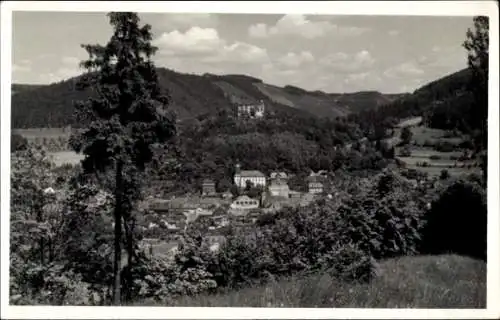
[11,67,404,128]
[354,68,477,133]
[11,84,46,96]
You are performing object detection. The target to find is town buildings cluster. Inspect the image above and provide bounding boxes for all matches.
[141,163,331,256]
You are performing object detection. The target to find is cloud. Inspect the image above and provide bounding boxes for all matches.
[277,51,314,68]
[202,41,270,64]
[431,45,442,53]
[248,14,369,39]
[346,72,370,82]
[425,45,467,69]
[319,49,375,73]
[248,23,268,38]
[384,61,425,78]
[149,13,219,30]
[388,30,400,36]
[38,56,84,84]
[153,27,225,56]
[153,27,270,65]
[12,59,32,75]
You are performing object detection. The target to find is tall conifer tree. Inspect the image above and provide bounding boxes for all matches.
[70,12,176,305]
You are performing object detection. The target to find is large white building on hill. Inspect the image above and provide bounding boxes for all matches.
[233,164,266,188]
[236,100,265,118]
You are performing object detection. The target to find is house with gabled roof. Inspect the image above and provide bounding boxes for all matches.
[233,164,266,189]
[268,179,290,198]
[201,179,216,197]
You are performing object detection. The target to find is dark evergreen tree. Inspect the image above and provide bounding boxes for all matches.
[69,12,176,305]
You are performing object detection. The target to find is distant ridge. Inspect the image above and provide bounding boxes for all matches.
[11,67,404,128]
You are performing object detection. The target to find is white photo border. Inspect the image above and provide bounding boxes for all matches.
[1,1,499,319]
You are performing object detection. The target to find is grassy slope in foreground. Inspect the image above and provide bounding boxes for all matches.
[139,254,486,308]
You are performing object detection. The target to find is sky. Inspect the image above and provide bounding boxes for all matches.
[11,11,475,93]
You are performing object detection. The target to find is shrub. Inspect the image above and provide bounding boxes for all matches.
[10,263,94,306]
[11,133,28,152]
[434,141,457,152]
[400,127,413,145]
[401,168,427,181]
[440,169,450,180]
[429,155,441,160]
[335,177,424,260]
[459,139,474,149]
[323,242,379,283]
[420,179,486,260]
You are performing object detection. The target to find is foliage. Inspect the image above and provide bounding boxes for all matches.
[11,133,28,152]
[324,242,379,283]
[69,11,177,304]
[400,127,413,145]
[420,179,487,260]
[463,16,489,185]
[10,146,59,271]
[156,171,428,297]
[10,263,93,306]
[9,146,98,305]
[59,183,115,288]
[439,169,450,180]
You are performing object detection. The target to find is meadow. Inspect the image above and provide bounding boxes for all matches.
[13,127,85,166]
[139,254,486,308]
[48,151,85,167]
[12,127,70,140]
[392,119,479,178]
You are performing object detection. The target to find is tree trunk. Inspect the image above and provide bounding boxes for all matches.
[48,236,53,263]
[123,215,135,303]
[36,207,45,266]
[113,160,123,306]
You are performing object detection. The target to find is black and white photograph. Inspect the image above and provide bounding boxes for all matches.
[1,1,499,319]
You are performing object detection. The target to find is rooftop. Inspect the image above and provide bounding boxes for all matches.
[234,195,258,202]
[237,170,266,177]
[269,180,289,187]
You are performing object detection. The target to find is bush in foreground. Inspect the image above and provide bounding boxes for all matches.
[420,179,486,260]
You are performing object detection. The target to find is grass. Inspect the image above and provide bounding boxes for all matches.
[392,125,466,147]
[410,126,465,146]
[404,147,464,159]
[136,254,486,308]
[396,156,473,167]
[404,165,480,177]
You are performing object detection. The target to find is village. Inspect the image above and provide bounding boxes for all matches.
[137,102,333,257]
[125,93,481,260]
[140,163,331,257]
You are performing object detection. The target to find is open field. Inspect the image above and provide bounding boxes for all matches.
[404,164,480,177]
[138,254,486,308]
[48,151,84,167]
[396,156,474,168]
[392,123,466,147]
[13,127,70,139]
[394,116,423,128]
[410,126,465,146]
[391,118,477,177]
[403,147,464,159]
